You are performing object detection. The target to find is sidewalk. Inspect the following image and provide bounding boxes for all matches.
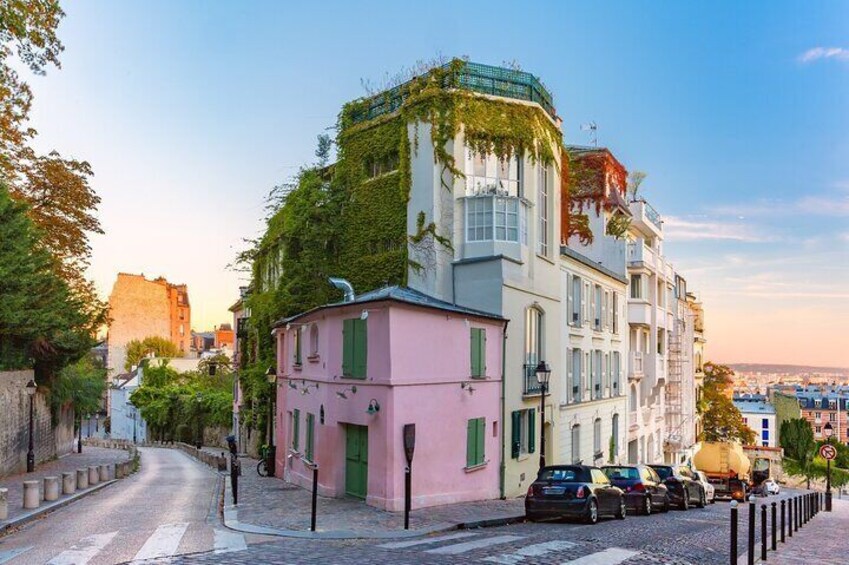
[202,448,524,539]
[766,497,848,565]
[0,446,130,531]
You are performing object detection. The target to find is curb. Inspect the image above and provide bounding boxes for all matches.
[218,479,525,540]
[0,479,118,536]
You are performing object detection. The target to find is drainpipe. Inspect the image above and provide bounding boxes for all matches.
[328,278,355,302]
[499,318,510,499]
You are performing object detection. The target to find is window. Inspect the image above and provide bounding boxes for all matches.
[305,413,315,462]
[593,350,602,399]
[762,418,769,429]
[611,414,619,458]
[342,318,368,378]
[524,307,544,394]
[570,275,582,326]
[511,409,536,458]
[816,426,822,434]
[470,328,486,378]
[815,412,822,419]
[612,352,621,395]
[465,197,526,243]
[538,165,549,256]
[571,424,581,464]
[571,348,582,402]
[761,430,769,441]
[465,148,521,197]
[309,325,319,358]
[630,274,643,299]
[593,418,602,459]
[593,285,602,330]
[830,412,836,422]
[366,151,399,178]
[179,324,184,336]
[294,327,302,366]
[612,292,619,334]
[291,409,300,451]
[466,417,486,467]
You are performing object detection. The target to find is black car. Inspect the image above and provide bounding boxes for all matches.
[525,465,626,524]
[602,464,670,515]
[649,464,706,510]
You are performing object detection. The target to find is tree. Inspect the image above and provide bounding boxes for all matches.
[700,363,756,444]
[780,418,817,487]
[627,171,646,202]
[51,353,106,419]
[124,336,180,371]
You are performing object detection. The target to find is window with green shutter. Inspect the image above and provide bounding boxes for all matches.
[342,318,368,379]
[470,328,486,378]
[305,413,315,461]
[294,327,302,366]
[511,411,521,459]
[466,417,486,467]
[528,408,536,454]
[292,409,300,451]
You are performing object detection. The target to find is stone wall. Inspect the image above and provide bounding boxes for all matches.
[0,370,75,478]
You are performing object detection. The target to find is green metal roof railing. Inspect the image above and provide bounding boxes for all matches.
[349,61,556,124]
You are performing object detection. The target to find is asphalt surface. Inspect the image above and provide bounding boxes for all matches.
[0,447,254,564]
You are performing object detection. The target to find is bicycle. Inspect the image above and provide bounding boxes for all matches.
[257,445,270,477]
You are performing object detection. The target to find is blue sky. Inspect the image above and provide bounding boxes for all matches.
[22,1,848,366]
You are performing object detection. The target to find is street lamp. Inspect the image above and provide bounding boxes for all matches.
[25,379,37,472]
[535,361,551,469]
[824,421,834,511]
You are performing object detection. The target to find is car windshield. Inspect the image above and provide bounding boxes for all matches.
[652,466,673,480]
[603,467,639,480]
[538,467,585,482]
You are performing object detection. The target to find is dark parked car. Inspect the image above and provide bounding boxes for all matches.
[525,465,626,524]
[602,464,670,515]
[649,464,706,510]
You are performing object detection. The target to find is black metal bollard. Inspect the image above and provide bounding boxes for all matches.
[788,498,794,537]
[771,501,777,551]
[781,499,786,542]
[748,497,756,565]
[730,500,739,565]
[761,504,767,561]
[310,465,319,532]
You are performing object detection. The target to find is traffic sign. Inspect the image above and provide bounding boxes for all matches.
[820,443,837,461]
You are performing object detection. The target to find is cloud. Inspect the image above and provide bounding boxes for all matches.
[663,216,773,242]
[707,190,849,218]
[798,47,849,63]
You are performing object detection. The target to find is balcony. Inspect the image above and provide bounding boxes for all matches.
[629,200,663,238]
[523,364,541,396]
[628,301,652,326]
[655,355,667,383]
[629,352,644,381]
[628,411,639,431]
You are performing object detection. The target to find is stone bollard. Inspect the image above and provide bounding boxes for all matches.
[114,462,121,479]
[99,464,109,482]
[43,477,60,502]
[88,466,99,485]
[62,472,76,495]
[0,487,8,520]
[22,481,39,509]
[76,468,88,489]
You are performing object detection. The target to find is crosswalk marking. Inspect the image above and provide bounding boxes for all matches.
[0,547,33,565]
[213,528,247,554]
[560,547,640,565]
[377,532,479,549]
[47,532,118,565]
[424,534,524,555]
[131,522,189,562]
[482,540,577,564]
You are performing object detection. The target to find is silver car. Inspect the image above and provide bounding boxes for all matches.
[763,478,781,495]
[695,470,716,503]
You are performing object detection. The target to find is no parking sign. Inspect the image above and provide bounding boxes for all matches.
[820,443,837,461]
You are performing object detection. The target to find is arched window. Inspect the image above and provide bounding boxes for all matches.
[524,306,544,394]
[309,324,319,358]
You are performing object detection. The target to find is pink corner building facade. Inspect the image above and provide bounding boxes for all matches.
[272,286,506,511]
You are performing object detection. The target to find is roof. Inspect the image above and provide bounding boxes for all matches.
[274,285,506,328]
[732,399,776,415]
[560,246,628,284]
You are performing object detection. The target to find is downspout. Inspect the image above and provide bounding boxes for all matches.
[500,318,509,499]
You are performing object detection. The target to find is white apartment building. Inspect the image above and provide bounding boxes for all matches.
[734,397,777,448]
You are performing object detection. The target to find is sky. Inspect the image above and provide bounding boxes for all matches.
[21,1,848,367]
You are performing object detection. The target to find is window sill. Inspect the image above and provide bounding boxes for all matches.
[307,355,320,363]
[536,253,555,266]
[340,374,367,380]
[293,363,303,371]
[464,461,489,473]
[470,375,490,380]
[516,453,532,462]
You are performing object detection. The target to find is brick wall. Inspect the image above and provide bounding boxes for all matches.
[107,273,172,375]
[0,370,75,478]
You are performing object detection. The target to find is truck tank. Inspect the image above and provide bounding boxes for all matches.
[693,442,751,479]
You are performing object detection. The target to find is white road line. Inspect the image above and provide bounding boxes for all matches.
[213,528,247,554]
[424,535,524,555]
[560,547,640,565]
[482,540,577,564]
[47,532,118,565]
[131,522,189,562]
[378,532,479,549]
[0,547,33,565]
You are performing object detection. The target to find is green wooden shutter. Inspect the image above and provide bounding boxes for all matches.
[293,409,300,450]
[353,318,368,378]
[466,419,476,467]
[306,413,314,461]
[476,418,486,465]
[528,408,536,454]
[294,328,302,365]
[511,411,521,459]
[482,330,487,375]
[342,319,354,376]
[470,328,483,377]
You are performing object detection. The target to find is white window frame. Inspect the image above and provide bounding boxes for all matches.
[537,165,549,256]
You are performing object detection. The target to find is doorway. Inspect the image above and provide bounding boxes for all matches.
[345,424,368,498]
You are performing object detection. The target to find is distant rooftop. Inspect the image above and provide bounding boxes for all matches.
[348,60,556,124]
[733,398,775,415]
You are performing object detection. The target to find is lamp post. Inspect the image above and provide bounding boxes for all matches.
[25,379,37,472]
[824,421,834,511]
[265,366,277,477]
[535,361,551,469]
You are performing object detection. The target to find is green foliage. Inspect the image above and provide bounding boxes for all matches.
[50,352,106,419]
[124,336,180,371]
[780,418,816,462]
[605,211,631,240]
[700,362,756,444]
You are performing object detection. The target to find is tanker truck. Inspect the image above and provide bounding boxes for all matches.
[693,442,750,501]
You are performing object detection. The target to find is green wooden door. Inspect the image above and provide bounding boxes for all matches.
[345,424,368,498]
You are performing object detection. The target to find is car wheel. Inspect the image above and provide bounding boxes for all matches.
[643,495,652,516]
[710,492,716,504]
[616,497,627,520]
[662,494,670,512]
[525,512,539,522]
[680,492,689,511]
[585,499,599,524]
[697,489,706,509]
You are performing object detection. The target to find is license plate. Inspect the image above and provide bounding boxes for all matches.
[543,486,565,495]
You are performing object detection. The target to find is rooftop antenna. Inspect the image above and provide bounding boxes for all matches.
[580,121,598,147]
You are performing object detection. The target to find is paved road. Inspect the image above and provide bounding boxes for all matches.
[166,492,805,565]
[0,448,253,564]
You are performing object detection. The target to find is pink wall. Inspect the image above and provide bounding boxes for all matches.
[274,300,504,511]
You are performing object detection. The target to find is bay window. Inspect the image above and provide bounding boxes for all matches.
[465,197,527,243]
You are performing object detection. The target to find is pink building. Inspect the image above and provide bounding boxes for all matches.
[273,286,506,511]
